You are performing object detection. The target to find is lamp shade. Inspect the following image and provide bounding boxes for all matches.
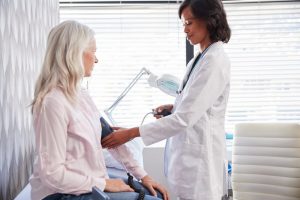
[147,73,180,97]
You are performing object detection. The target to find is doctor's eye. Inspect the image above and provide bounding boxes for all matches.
[182,20,193,27]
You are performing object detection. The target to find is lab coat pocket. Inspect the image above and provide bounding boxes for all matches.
[177,142,207,197]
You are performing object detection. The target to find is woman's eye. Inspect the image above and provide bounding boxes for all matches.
[183,21,192,26]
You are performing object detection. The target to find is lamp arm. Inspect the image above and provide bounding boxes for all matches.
[104,68,151,125]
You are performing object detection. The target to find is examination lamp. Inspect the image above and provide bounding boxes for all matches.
[104,67,180,125]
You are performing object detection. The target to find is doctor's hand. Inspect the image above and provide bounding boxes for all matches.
[101,127,140,149]
[153,104,173,119]
[141,175,170,200]
[111,126,125,131]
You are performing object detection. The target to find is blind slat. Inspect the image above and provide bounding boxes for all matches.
[60,1,300,134]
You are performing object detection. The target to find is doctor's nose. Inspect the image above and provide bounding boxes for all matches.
[95,56,98,63]
[184,26,189,34]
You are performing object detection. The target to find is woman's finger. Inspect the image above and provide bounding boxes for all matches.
[124,185,134,192]
[147,184,157,197]
[153,183,169,200]
[161,187,169,200]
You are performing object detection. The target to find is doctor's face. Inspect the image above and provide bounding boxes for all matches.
[181,6,210,46]
[83,38,98,77]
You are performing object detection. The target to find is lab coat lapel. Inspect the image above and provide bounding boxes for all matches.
[179,58,195,92]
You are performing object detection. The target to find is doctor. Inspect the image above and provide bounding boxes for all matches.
[102,0,231,199]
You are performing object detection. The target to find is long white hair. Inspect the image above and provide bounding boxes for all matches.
[32,20,95,110]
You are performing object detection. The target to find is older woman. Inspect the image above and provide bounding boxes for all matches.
[30,20,169,200]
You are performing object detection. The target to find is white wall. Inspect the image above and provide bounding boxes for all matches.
[0,1,59,199]
[143,147,176,200]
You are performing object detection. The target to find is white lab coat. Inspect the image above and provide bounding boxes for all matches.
[140,41,230,200]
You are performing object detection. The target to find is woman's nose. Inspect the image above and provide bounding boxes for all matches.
[184,26,189,33]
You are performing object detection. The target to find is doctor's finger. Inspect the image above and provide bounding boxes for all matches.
[153,114,163,119]
[102,141,118,149]
[102,141,117,149]
[101,136,115,147]
[102,137,122,148]
[101,134,113,143]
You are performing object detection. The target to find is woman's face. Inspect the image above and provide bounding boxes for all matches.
[181,6,210,46]
[83,38,98,77]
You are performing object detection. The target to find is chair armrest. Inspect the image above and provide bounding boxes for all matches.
[92,187,110,200]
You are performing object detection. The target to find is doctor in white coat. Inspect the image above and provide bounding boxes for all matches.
[102,0,231,199]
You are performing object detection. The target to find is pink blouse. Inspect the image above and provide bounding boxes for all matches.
[30,88,147,200]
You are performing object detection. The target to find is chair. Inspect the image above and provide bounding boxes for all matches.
[232,123,300,200]
[14,167,128,200]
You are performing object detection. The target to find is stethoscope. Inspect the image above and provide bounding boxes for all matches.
[177,42,215,95]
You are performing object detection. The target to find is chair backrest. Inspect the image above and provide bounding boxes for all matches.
[232,123,300,200]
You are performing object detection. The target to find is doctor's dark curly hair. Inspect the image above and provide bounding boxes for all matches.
[179,0,231,43]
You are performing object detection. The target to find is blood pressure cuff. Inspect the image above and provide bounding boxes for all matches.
[100,117,114,140]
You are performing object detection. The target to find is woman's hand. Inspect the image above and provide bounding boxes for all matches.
[153,104,173,119]
[141,175,170,200]
[104,179,134,192]
[101,127,139,149]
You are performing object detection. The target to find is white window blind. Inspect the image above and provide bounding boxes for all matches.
[222,1,300,133]
[60,0,300,135]
[60,1,186,128]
